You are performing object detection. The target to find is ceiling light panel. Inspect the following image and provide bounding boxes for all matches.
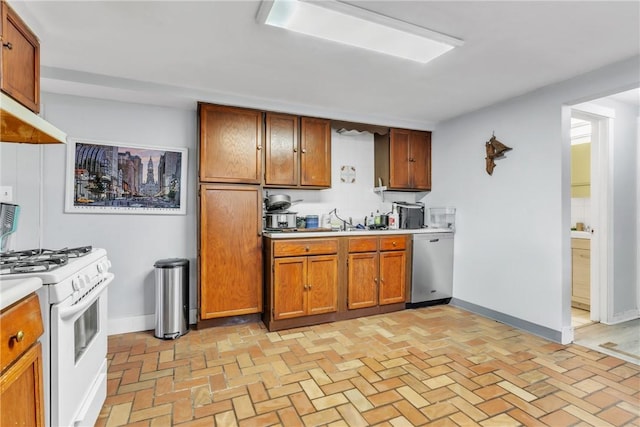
[257,0,463,64]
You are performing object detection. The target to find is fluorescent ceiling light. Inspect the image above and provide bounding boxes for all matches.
[256,0,463,64]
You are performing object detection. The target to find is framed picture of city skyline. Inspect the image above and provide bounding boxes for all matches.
[65,138,188,215]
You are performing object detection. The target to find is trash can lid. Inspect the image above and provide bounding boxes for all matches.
[154,258,189,268]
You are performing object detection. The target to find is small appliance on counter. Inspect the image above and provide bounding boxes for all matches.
[0,202,20,252]
[428,207,456,230]
[264,210,297,229]
[394,202,424,229]
[263,193,300,230]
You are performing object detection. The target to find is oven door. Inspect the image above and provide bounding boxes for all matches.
[50,273,113,427]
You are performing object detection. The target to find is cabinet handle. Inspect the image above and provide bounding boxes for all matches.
[305,246,310,252]
[293,147,298,153]
[392,241,397,247]
[2,42,12,50]
[301,148,307,154]
[374,278,378,283]
[308,284,312,290]
[12,330,24,342]
[257,145,262,150]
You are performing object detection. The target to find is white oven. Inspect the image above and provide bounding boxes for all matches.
[50,268,113,426]
[2,247,113,427]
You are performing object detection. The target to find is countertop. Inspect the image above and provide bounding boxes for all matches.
[263,227,454,239]
[0,277,43,311]
[571,231,592,239]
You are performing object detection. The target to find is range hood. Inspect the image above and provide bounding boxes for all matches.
[1,92,66,144]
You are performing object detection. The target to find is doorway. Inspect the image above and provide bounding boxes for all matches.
[568,88,640,364]
[569,112,598,328]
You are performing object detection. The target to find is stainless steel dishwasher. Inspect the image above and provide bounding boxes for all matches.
[408,232,454,307]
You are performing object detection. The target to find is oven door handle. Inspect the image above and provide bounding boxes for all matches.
[58,273,114,321]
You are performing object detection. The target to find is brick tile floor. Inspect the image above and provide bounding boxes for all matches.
[97,305,640,426]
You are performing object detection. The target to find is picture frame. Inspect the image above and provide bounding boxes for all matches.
[65,138,188,215]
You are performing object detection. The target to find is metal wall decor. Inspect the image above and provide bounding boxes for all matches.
[485,133,512,175]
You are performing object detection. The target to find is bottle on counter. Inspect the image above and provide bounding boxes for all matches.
[367,212,374,228]
[389,206,398,229]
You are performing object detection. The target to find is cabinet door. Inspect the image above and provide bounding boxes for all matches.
[572,247,590,306]
[0,1,40,113]
[0,342,44,427]
[265,112,298,186]
[379,251,406,305]
[199,104,263,183]
[273,257,307,320]
[200,184,262,319]
[347,253,378,309]
[389,128,411,189]
[307,255,338,316]
[410,131,431,191]
[300,117,331,187]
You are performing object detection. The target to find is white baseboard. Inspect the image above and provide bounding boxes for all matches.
[604,308,640,325]
[561,326,574,345]
[108,309,198,336]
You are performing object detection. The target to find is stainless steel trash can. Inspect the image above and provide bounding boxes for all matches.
[154,258,189,339]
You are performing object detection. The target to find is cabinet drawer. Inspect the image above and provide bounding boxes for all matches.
[348,237,377,253]
[274,239,338,257]
[1,293,43,373]
[571,238,590,250]
[380,236,407,251]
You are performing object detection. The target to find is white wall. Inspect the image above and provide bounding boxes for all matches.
[279,130,418,225]
[1,93,198,334]
[421,56,639,342]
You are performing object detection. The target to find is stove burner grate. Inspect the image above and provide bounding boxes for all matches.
[0,246,92,275]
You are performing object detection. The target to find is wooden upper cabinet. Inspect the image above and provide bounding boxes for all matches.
[265,116,331,189]
[265,112,299,186]
[375,128,431,191]
[199,103,263,183]
[408,130,431,190]
[199,184,263,319]
[0,0,40,113]
[300,117,331,187]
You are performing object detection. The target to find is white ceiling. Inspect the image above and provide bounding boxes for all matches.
[12,1,640,129]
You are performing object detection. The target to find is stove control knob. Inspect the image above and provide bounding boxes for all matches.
[83,274,92,287]
[72,278,82,291]
[97,263,105,273]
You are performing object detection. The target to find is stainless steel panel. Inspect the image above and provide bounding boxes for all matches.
[411,233,454,303]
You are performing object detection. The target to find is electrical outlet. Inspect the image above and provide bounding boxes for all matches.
[0,186,13,203]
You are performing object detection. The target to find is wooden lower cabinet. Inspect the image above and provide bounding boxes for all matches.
[268,239,338,326]
[571,238,590,309]
[199,184,263,321]
[347,236,407,309]
[379,251,406,305]
[347,252,378,309]
[0,342,44,427]
[264,235,409,331]
[0,293,44,427]
[273,255,338,320]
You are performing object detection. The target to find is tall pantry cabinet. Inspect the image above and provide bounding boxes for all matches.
[198,103,264,324]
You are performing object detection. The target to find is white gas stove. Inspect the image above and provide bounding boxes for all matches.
[0,246,113,427]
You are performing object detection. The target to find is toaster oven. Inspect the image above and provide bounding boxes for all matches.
[395,202,424,229]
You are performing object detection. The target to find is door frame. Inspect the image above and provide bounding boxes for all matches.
[571,103,615,324]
